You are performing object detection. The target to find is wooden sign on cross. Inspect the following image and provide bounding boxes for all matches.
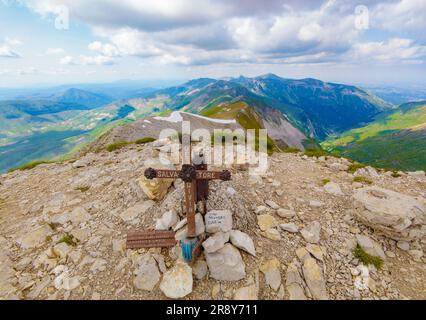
[144,133,231,238]
[126,133,231,262]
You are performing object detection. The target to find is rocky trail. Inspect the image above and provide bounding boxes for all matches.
[0,141,425,300]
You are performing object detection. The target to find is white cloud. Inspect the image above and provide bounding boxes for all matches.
[351,38,426,64]
[0,45,21,58]
[60,55,75,65]
[46,48,65,55]
[372,0,426,31]
[19,0,426,68]
[88,41,120,57]
[5,38,23,46]
[60,54,115,66]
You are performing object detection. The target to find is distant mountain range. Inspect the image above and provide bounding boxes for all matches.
[0,74,424,173]
[142,75,393,147]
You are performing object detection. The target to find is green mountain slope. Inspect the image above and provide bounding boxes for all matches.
[322,101,426,171]
[232,75,393,139]
[0,96,168,172]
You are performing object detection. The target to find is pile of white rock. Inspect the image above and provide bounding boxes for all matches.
[149,208,256,298]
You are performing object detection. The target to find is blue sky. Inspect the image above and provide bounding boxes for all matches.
[1,0,426,88]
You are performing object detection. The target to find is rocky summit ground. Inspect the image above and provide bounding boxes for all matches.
[0,141,425,300]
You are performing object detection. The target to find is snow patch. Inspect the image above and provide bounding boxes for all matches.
[154,111,183,123]
[153,111,236,125]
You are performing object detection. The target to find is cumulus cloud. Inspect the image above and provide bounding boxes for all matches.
[21,0,426,67]
[372,0,426,31]
[351,38,426,64]
[0,45,21,58]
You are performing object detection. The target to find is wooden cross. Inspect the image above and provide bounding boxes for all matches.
[144,133,231,238]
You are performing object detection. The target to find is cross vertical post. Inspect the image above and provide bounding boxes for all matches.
[181,133,197,238]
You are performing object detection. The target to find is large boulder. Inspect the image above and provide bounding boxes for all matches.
[300,221,321,244]
[138,158,175,201]
[302,257,328,300]
[229,230,256,256]
[205,244,246,281]
[353,187,426,241]
[133,253,161,291]
[202,232,230,253]
[17,225,52,249]
[205,210,233,233]
[160,261,193,299]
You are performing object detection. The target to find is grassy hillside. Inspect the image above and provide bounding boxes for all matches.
[322,102,426,171]
[0,96,168,173]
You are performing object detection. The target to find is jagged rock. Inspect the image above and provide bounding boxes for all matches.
[397,241,410,251]
[408,171,425,178]
[265,200,280,210]
[255,205,268,214]
[234,284,258,300]
[309,200,324,208]
[54,270,80,291]
[138,158,175,201]
[175,213,205,241]
[152,254,167,273]
[192,260,208,280]
[285,261,307,300]
[300,221,321,244]
[153,138,171,148]
[205,244,246,281]
[120,201,154,223]
[52,243,72,259]
[71,228,90,242]
[160,261,193,299]
[329,162,348,172]
[155,210,179,231]
[355,235,386,260]
[72,159,89,168]
[353,187,426,241]
[69,206,91,225]
[229,230,256,256]
[324,182,344,196]
[90,258,107,273]
[202,232,230,253]
[280,223,299,233]
[302,257,328,300]
[355,166,379,179]
[50,213,70,225]
[306,244,325,261]
[17,225,52,249]
[261,228,281,241]
[257,214,278,231]
[134,253,161,291]
[260,258,281,291]
[205,210,233,233]
[277,208,296,218]
[295,247,311,262]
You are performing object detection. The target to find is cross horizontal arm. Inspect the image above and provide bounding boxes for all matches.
[144,168,231,181]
